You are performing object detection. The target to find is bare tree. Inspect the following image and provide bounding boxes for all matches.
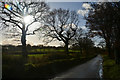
[73,28,83,55]
[85,2,114,58]
[86,2,120,64]
[0,1,49,58]
[43,8,79,54]
[73,28,94,56]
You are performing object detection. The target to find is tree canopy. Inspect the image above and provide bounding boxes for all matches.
[0,1,49,57]
[43,8,79,54]
[86,2,120,64]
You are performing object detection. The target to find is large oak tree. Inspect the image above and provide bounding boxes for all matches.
[0,1,49,58]
[43,8,79,54]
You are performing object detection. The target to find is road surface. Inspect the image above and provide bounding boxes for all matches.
[51,55,103,80]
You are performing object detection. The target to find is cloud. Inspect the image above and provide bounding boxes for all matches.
[77,9,89,16]
[81,26,87,30]
[2,39,20,46]
[47,0,119,2]
[82,3,91,10]
[77,3,91,16]
[98,0,119,2]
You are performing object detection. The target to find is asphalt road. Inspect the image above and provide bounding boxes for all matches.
[51,55,102,80]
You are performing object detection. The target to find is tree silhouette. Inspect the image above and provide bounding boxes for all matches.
[86,2,120,64]
[0,1,49,58]
[43,8,79,54]
[74,34,94,56]
[86,2,114,58]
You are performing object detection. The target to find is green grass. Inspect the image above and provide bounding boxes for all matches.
[3,48,81,55]
[29,49,80,53]
[3,52,97,79]
[28,54,47,57]
[29,48,65,53]
[69,50,80,52]
[103,55,120,79]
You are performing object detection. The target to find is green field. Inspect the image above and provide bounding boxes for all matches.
[103,55,120,79]
[3,48,80,54]
[3,48,97,79]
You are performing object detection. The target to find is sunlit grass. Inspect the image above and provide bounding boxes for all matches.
[28,54,46,57]
[69,50,80,52]
[29,49,80,53]
[29,49,65,52]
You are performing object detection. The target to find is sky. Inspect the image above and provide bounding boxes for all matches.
[1,2,102,46]
[46,0,119,2]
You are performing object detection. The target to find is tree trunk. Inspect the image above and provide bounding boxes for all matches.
[80,48,82,55]
[85,48,88,58]
[65,41,69,54]
[106,42,112,58]
[114,41,120,64]
[79,43,82,56]
[77,47,82,59]
[21,28,28,62]
[114,48,120,64]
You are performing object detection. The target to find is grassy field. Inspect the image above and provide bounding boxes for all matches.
[2,48,97,80]
[3,47,80,54]
[103,55,120,79]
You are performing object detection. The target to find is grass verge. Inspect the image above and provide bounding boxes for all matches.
[103,55,120,79]
[3,53,97,80]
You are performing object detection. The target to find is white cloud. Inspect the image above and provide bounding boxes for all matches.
[2,39,20,46]
[82,3,91,10]
[98,0,119,2]
[98,0,109,2]
[77,3,91,16]
[77,9,89,16]
[81,26,87,30]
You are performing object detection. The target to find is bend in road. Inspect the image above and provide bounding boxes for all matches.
[51,55,103,80]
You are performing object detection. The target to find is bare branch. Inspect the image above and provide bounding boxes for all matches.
[43,8,79,50]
